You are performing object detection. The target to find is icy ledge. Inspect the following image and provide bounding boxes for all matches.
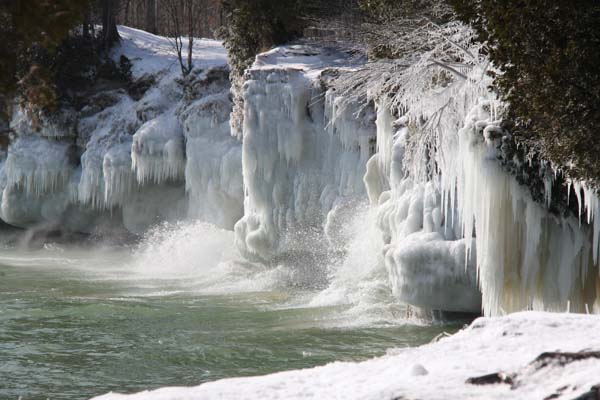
[92,312,600,400]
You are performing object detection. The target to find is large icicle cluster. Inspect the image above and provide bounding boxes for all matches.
[4,135,73,197]
[359,20,600,315]
[442,102,600,315]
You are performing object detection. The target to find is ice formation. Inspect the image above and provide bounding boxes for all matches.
[0,27,235,234]
[234,46,373,261]
[364,102,481,313]
[1,24,599,318]
[4,135,73,198]
[182,91,243,229]
[443,102,600,315]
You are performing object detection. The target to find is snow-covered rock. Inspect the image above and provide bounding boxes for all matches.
[91,312,600,400]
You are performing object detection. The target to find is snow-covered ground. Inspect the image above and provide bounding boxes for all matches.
[92,311,600,400]
[115,26,228,77]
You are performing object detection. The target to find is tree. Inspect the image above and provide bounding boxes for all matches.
[101,0,121,48]
[165,0,205,76]
[145,0,157,34]
[0,0,87,114]
[219,0,304,76]
[449,0,600,183]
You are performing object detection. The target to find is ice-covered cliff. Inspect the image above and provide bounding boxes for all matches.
[0,27,242,236]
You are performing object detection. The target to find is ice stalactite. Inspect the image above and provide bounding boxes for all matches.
[103,141,137,208]
[77,93,139,211]
[4,135,73,198]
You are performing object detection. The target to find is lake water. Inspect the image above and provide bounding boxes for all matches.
[0,222,464,400]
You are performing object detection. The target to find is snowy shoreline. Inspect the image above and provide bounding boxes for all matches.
[93,311,600,400]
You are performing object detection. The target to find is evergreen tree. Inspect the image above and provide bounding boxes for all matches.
[0,0,88,113]
[450,0,600,182]
[219,0,304,75]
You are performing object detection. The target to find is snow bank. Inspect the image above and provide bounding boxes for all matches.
[91,312,600,400]
[114,26,227,78]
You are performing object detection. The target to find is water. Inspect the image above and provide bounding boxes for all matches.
[0,222,464,400]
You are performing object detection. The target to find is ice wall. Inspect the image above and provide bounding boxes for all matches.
[233,46,374,261]
[181,91,243,229]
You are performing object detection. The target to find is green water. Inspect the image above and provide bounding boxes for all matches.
[0,246,462,400]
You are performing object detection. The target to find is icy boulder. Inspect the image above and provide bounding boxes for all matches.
[234,45,374,261]
[378,179,481,313]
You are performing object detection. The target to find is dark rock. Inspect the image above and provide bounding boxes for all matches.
[128,75,156,101]
[533,351,600,369]
[466,372,513,385]
[571,384,600,400]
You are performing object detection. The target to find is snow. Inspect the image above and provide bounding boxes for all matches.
[91,312,600,400]
[114,26,228,78]
[252,44,365,79]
